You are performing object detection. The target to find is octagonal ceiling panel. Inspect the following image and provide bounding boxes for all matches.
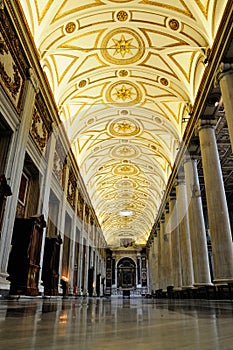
[19,0,228,248]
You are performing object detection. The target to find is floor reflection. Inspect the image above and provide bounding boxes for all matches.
[0,298,232,350]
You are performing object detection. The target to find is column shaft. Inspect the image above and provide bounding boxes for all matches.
[169,197,182,290]
[165,209,173,287]
[198,121,233,283]
[218,64,233,152]
[176,176,194,288]
[184,158,212,286]
[159,219,166,291]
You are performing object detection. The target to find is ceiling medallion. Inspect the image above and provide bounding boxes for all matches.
[159,77,169,86]
[78,79,87,88]
[115,179,135,189]
[86,117,95,125]
[113,163,139,176]
[153,116,163,124]
[106,81,142,105]
[101,28,145,65]
[118,69,129,77]
[168,18,180,31]
[116,11,129,22]
[64,22,76,34]
[108,117,141,137]
[120,109,129,115]
[111,144,140,158]
[150,144,158,151]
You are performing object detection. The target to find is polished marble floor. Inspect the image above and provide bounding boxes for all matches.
[0,297,232,350]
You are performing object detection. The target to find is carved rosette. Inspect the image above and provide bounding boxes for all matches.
[106,80,142,106]
[113,163,139,176]
[108,117,142,137]
[100,27,145,65]
[110,144,140,158]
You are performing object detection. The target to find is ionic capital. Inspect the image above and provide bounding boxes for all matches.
[215,62,233,86]
[198,117,216,131]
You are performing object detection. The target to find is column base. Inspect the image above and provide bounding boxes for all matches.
[194,282,214,287]
[213,278,233,285]
[0,273,10,297]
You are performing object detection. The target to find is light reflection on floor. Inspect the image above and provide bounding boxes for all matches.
[0,297,232,350]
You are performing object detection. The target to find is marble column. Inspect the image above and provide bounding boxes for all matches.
[176,172,194,288]
[153,234,159,292]
[169,193,182,290]
[216,63,233,151]
[148,240,154,293]
[164,207,173,288]
[198,119,233,283]
[38,129,57,294]
[158,218,166,290]
[0,69,39,290]
[184,156,212,286]
[57,162,69,295]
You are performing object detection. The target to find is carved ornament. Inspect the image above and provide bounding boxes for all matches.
[30,108,49,155]
[0,36,21,99]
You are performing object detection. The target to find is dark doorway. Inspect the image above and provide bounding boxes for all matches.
[117,258,136,289]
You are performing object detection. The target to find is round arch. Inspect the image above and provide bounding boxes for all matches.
[117,257,136,290]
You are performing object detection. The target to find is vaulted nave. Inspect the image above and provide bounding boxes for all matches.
[0,0,233,348]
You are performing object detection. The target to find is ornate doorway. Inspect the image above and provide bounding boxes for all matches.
[117,258,136,289]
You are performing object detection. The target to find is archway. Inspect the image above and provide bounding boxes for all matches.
[117,258,136,294]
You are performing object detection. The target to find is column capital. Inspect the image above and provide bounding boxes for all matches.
[183,154,198,167]
[169,188,176,200]
[160,214,165,223]
[198,117,216,131]
[176,170,185,186]
[215,62,233,86]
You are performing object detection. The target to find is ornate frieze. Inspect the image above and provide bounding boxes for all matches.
[67,168,77,209]
[30,93,52,156]
[77,192,84,220]
[30,108,49,155]
[0,34,23,110]
[0,8,27,112]
[53,141,66,187]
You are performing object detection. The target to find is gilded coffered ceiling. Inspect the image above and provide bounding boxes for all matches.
[19,0,228,248]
